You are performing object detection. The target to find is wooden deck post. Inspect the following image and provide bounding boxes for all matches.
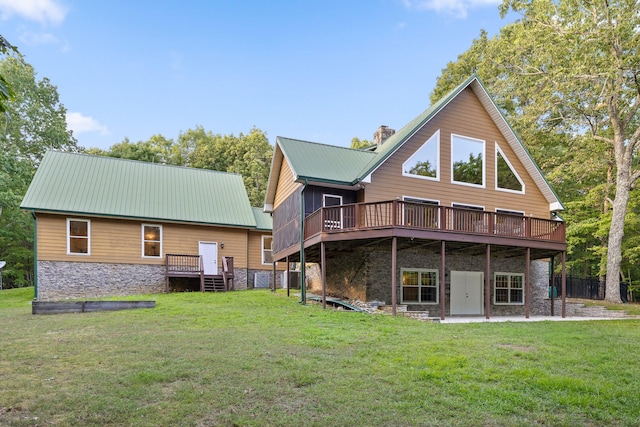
[525,248,531,319]
[485,244,491,319]
[561,251,567,318]
[391,237,397,316]
[272,261,276,292]
[321,241,326,310]
[440,240,446,320]
[550,255,555,316]
[286,256,290,297]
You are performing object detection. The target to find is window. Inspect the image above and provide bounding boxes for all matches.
[494,273,524,304]
[323,194,343,229]
[495,144,524,193]
[401,269,438,304]
[451,203,486,233]
[262,235,274,264]
[67,219,90,255]
[495,209,525,236]
[142,224,162,258]
[451,134,485,187]
[402,197,439,228]
[403,130,440,180]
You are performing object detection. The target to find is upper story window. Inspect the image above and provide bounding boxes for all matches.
[451,134,485,187]
[496,144,524,193]
[67,218,90,255]
[142,224,162,258]
[262,235,274,264]
[402,130,439,181]
[402,196,439,228]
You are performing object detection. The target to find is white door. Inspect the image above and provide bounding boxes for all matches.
[199,242,218,275]
[450,271,484,315]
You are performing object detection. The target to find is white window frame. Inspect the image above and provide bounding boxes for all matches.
[402,196,440,228]
[402,130,440,181]
[495,143,525,194]
[400,268,439,304]
[142,224,162,258]
[262,235,274,265]
[493,272,525,305]
[452,202,485,211]
[67,218,91,256]
[323,194,343,229]
[451,133,486,188]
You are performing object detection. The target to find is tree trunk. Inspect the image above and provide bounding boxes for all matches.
[605,173,632,303]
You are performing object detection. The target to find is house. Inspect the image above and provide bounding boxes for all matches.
[264,75,568,319]
[21,151,283,301]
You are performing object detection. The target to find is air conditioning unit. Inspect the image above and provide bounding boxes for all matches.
[254,272,270,288]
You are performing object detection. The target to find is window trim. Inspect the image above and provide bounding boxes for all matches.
[402,129,440,181]
[141,224,163,259]
[262,235,274,265]
[402,196,440,228]
[451,133,486,188]
[323,194,343,229]
[67,218,91,256]
[452,202,485,211]
[400,268,439,304]
[495,143,525,194]
[493,272,525,305]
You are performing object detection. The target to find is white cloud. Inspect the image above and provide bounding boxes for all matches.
[0,0,68,25]
[19,30,58,45]
[402,0,500,18]
[66,112,109,136]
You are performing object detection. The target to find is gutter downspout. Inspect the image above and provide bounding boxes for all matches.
[300,180,307,304]
[31,211,38,301]
[247,229,250,289]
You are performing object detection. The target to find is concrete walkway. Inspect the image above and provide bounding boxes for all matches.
[437,315,634,324]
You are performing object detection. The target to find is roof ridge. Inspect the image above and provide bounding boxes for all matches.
[277,136,376,154]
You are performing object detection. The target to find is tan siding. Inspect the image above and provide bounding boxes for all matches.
[274,158,301,209]
[248,231,286,271]
[366,87,550,218]
[37,213,256,268]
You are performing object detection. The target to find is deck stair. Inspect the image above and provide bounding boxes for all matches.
[204,275,226,292]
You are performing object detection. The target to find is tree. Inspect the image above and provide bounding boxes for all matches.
[0,34,18,117]
[350,137,372,150]
[432,0,640,302]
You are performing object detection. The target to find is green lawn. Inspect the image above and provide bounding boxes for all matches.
[2,287,640,426]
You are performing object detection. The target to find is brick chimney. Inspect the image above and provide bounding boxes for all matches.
[373,125,395,146]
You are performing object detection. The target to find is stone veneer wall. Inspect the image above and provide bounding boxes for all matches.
[37,261,166,301]
[306,245,552,317]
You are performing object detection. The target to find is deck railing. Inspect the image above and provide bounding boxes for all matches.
[303,200,565,243]
[165,254,202,274]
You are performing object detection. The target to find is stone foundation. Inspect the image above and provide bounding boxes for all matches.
[37,261,166,301]
[306,243,553,316]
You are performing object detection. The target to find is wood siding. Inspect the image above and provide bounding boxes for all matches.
[274,158,301,210]
[366,87,551,218]
[36,213,271,270]
[248,230,286,270]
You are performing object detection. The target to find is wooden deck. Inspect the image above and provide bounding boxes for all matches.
[274,200,566,261]
[165,254,234,292]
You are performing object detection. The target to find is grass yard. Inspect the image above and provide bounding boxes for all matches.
[1,288,640,427]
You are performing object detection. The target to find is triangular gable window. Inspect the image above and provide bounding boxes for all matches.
[402,130,439,181]
[495,144,524,193]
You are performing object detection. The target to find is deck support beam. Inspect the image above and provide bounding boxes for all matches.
[321,241,326,309]
[391,237,397,316]
[550,255,555,316]
[525,248,531,319]
[286,257,290,297]
[562,251,567,318]
[485,244,491,319]
[440,240,446,320]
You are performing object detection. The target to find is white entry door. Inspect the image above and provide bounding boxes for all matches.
[199,242,218,275]
[450,271,484,315]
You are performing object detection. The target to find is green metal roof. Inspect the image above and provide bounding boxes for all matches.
[21,151,258,227]
[252,207,272,231]
[277,137,376,185]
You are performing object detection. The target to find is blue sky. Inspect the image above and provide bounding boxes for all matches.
[0,0,515,150]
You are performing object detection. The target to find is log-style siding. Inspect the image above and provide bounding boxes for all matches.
[36,213,272,270]
[366,87,550,218]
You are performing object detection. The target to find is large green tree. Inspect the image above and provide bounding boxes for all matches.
[0,53,77,287]
[0,35,18,117]
[432,0,640,302]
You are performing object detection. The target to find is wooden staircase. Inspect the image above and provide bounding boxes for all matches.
[203,275,226,292]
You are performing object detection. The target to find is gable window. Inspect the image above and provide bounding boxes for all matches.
[495,144,524,193]
[262,235,274,264]
[451,134,485,187]
[403,130,439,180]
[402,196,439,228]
[142,224,162,258]
[494,273,524,304]
[67,219,90,255]
[401,268,438,304]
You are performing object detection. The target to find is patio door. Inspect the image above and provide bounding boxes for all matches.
[450,271,484,315]
[199,242,218,275]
